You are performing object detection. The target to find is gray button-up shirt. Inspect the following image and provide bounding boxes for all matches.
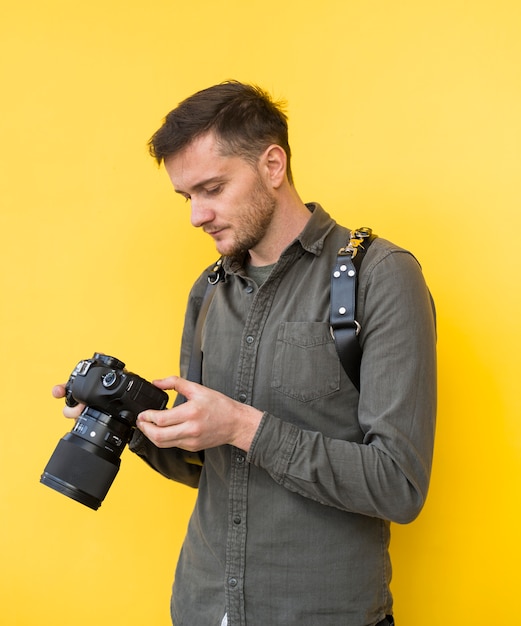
[131,204,437,626]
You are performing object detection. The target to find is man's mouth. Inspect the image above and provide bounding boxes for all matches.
[204,227,226,238]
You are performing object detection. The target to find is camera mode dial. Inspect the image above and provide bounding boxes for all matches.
[102,370,119,388]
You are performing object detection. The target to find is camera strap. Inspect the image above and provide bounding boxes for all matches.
[175,259,225,466]
[182,258,225,392]
[330,227,377,392]
[185,228,376,394]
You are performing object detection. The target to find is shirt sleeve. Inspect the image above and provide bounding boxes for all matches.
[247,248,437,524]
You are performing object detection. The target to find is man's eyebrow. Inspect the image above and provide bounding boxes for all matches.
[174,176,225,196]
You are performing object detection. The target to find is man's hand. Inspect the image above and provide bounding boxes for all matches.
[137,376,263,453]
[51,384,84,419]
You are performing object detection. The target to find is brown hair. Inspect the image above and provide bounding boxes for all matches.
[148,81,293,184]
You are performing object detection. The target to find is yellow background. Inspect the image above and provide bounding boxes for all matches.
[1,1,520,624]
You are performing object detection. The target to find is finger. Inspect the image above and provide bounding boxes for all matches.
[63,403,84,420]
[163,376,202,399]
[151,375,181,390]
[52,384,66,399]
[137,405,177,427]
[136,418,177,448]
[137,409,160,425]
[151,376,202,403]
[136,411,177,446]
[136,407,194,449]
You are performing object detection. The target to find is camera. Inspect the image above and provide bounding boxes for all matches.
[41,353,168,510]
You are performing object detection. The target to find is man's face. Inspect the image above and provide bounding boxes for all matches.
[164,132,276,259]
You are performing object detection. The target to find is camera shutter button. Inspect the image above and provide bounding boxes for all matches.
[102,370,118,387]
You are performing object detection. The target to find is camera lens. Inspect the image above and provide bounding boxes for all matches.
[41,435,120,510]
[40,407,131,510]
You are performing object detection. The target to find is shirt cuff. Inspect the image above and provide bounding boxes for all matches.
[247,412,300,483]
[129,429,148,455]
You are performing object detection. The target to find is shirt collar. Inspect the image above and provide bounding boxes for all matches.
[296,202,337,256]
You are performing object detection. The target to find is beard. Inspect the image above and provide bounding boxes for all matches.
[215,175,276,259]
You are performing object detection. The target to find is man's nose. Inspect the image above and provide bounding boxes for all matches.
[190,199,214,228]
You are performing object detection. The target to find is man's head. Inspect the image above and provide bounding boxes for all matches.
[148,81,293,185]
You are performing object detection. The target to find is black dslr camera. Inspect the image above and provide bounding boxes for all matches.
[41,353,168,510]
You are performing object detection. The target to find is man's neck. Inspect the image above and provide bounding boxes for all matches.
[248,190,311,267]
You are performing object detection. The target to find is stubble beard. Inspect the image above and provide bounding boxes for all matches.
[219,176,277,259]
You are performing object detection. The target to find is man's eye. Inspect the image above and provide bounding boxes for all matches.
[205,185,222,196]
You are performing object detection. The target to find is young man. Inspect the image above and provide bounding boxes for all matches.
[55,81,437,625]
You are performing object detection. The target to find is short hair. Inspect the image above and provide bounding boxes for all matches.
[148,81,293,184]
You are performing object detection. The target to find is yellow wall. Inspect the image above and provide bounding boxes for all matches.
[1,1,520,624]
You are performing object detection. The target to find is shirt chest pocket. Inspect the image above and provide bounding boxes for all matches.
[271,322,340,402]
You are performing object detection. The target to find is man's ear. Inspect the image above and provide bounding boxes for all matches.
[260,144,287,189]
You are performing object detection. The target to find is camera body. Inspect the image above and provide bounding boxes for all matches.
[41,353,168,510]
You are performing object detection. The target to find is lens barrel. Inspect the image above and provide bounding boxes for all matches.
[41,434,121,510]
[40,406,132,510]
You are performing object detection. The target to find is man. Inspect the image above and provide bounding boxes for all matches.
[55,81,436,625]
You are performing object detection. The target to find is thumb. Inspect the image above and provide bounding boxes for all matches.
[52,384,67,399]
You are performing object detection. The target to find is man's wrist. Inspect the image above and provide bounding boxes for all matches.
[231,404,264,452]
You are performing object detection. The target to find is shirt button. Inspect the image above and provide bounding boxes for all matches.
[228,577,238,588]
[238,393,247,403]
[246,335,254,344]
[233,515,242,525]
[245,285,254,294]
[236,455,245,464]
